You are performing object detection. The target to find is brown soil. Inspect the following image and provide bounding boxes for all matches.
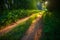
[21,14,43,40]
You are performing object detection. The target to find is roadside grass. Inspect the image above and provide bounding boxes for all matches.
[0,10,41,29]
[0,13,40,40]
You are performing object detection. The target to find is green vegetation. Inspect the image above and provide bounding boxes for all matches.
[41,0,60,40]
[0,0,41,29]
[0,0,38,10]
[0,13,39,40]
[0,0,60,40]
[0,0,41,39]
[40,11,60,40]
[0,10,40,29]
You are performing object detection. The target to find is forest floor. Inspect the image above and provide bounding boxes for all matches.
[0,12,43,40]
[21,13,43,40]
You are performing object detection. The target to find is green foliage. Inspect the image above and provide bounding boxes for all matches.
[40,11,60,40]
[0,0,38,10]
[0,14,37,40]
[0,10,40,29]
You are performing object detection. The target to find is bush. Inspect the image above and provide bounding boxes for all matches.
[41,11,60,40]
[0,9,38,29]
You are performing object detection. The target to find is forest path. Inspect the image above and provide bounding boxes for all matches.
[0,14,36,36]
[21,13,43,40]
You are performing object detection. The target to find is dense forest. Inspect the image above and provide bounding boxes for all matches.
[0,0,60,40]
[41,0,60,40]
[0,0,37,10]
[0,0,38,28]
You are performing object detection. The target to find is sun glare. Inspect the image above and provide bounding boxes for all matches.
[45,1,48,5]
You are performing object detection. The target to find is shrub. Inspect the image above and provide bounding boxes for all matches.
[0,9,39,29]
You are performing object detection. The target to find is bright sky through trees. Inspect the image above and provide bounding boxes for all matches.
[45,1,48,5]
[37,2,40,5]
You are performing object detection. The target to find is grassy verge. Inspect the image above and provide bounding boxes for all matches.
[0,9,40,29]
[0,13,39,40]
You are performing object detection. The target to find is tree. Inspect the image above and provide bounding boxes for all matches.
[46,0,60,11]
[0,0,5,11]
[0,0,38,10]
